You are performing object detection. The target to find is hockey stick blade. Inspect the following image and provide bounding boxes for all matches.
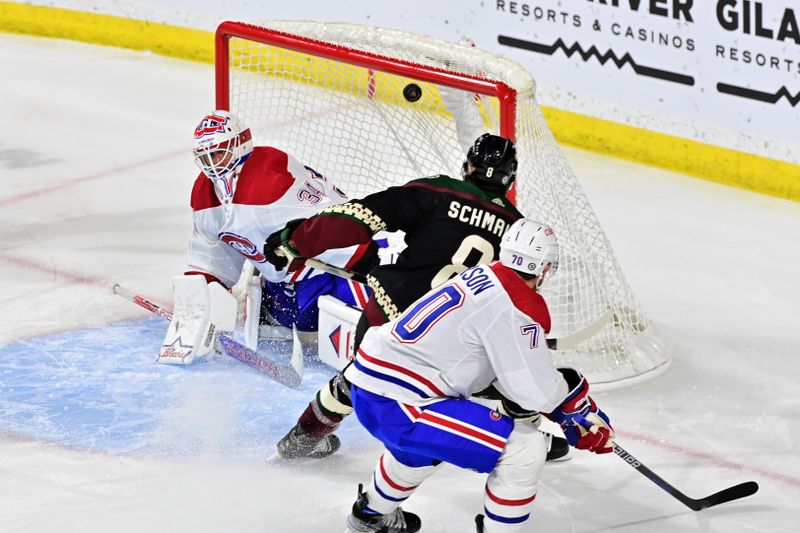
[290,326,304,378]
[613,443,759,511]
[217,334,302,389]
[687,481,759,511]
[546,309,613,350]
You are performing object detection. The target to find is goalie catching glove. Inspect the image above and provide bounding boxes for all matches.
[545,368,614,454]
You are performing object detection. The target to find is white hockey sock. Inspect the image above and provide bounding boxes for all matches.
[483,421,547,532]
[364,450,442,515]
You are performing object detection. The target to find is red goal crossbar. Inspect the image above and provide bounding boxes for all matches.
[214,21,517,142]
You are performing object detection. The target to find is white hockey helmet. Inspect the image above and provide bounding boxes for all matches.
[500,218,560,286]
[192,110,254,203]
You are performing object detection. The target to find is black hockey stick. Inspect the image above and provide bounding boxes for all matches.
[112,284,303,388]
[295,256,369,284]
[613,443,759,511]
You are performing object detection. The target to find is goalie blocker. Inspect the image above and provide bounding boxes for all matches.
[159,275,238,364]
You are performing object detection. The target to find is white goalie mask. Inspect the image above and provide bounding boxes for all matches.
[500,218,560,287]
[193,110,254,203]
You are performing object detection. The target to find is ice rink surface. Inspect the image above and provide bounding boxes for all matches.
[1,34,799,532]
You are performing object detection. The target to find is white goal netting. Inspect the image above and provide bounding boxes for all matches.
[218,20,669,390]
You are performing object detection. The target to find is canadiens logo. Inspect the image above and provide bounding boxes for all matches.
[220,232,267,262]
[490,410,502,421]
[194,115,228,139]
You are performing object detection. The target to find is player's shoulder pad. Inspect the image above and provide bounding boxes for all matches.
[503,199,524,218]
[404,174,459,189]
[233,146,297,206]
[490,262,551,333]
[405,175,521,217]
[191,171,220,212]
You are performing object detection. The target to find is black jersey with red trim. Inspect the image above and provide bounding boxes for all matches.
[290,175,523,319]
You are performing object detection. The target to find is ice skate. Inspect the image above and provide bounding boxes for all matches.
[346,484,421,533]
[544,431,571,462]
[276,423,341,460]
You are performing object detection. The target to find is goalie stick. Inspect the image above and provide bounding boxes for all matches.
[112,284,303,389]
[613,442,758,511]
[295,256,613,350]
[299,256,368,284]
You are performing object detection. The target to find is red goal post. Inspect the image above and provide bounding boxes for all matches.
[212,20,669,390]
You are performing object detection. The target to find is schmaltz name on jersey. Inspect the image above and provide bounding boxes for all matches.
[447,200,510,237]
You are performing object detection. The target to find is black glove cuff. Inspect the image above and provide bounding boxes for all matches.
[500,397,540,419]
[557,367,583,390]
[349,240,380,276]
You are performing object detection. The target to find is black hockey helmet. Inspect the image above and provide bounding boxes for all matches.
[461,133,518,193]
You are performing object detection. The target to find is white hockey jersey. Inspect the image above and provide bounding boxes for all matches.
[344,261,570,413]
[187,146,356,287]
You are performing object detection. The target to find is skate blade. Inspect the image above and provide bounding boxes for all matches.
[265,451,322,466]
[265,450,283,465]
[547,449,573,462]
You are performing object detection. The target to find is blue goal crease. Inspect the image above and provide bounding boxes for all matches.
[0,318,370,460]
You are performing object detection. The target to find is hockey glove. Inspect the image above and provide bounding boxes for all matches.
[348,240,381,276]
[264,218,305,271]
[544,368,614,454]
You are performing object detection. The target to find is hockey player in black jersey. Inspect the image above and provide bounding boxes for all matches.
[264,134,568,462]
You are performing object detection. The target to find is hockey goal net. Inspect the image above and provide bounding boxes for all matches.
[215,20,669,390]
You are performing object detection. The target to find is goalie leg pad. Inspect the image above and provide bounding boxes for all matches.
[201,281,237,360]
[242,270,262,350]
[317,295,361,370]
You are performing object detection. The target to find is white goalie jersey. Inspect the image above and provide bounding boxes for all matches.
[159,146,364,366]
[187,145,356,287]
[344,261,570,413]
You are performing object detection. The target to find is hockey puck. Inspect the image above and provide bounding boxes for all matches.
[403,83,422,102]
